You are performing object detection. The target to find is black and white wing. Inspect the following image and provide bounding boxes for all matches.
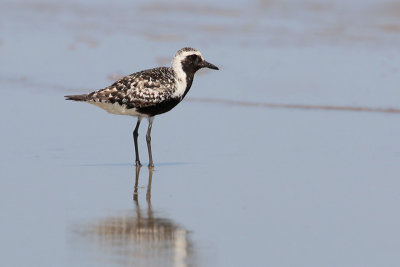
[77,67,177,109]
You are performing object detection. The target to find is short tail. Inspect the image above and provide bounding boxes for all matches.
[65,94,89,101]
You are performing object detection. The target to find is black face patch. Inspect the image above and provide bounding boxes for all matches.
[181,54,202,74]
[188,54,200,62]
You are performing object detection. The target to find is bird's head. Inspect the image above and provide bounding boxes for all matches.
[172,47,219,79]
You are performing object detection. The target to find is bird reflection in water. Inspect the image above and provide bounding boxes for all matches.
[74,166,194,267]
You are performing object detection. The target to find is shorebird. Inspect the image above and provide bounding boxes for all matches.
[65,47,219,168]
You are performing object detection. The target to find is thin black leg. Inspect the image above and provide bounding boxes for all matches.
[133,117,142,166]
[146,117,154,168]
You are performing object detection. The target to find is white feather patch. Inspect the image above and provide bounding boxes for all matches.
[90,101,149,117]
[171,50,203,98]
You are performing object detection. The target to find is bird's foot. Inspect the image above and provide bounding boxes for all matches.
[148,163,154,169]
[135,160,142,167]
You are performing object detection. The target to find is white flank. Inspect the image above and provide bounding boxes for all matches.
[90,101,148,117]
[171,49,203,99]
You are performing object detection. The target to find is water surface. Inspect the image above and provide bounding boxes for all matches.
[1,0,400,266]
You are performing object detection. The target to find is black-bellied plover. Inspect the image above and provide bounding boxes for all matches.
[65,47,219,168]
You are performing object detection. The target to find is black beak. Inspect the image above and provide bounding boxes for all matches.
[201,60,219,70]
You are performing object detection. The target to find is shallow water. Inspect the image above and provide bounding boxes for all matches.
[1,0,400,266]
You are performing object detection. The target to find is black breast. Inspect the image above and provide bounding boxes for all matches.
[132,62,198,117]
[136,97,181,117]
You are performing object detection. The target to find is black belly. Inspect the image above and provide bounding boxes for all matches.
[135,98,182,117]
[135,78,194,117]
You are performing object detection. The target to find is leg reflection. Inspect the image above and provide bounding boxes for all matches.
[146,167,153,202]
[133,165,153,202]
[72,166,194,267]
[133,165,141,201]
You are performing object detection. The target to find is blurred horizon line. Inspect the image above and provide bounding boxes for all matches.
[187,97,400,114]
[1,76,399,115]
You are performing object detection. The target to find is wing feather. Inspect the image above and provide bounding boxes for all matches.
[86,67,176,108]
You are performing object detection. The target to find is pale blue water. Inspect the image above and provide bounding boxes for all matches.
[1,0,400,266]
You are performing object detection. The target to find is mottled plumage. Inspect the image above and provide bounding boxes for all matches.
[65,47,219,167]
[92,67,175,106]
